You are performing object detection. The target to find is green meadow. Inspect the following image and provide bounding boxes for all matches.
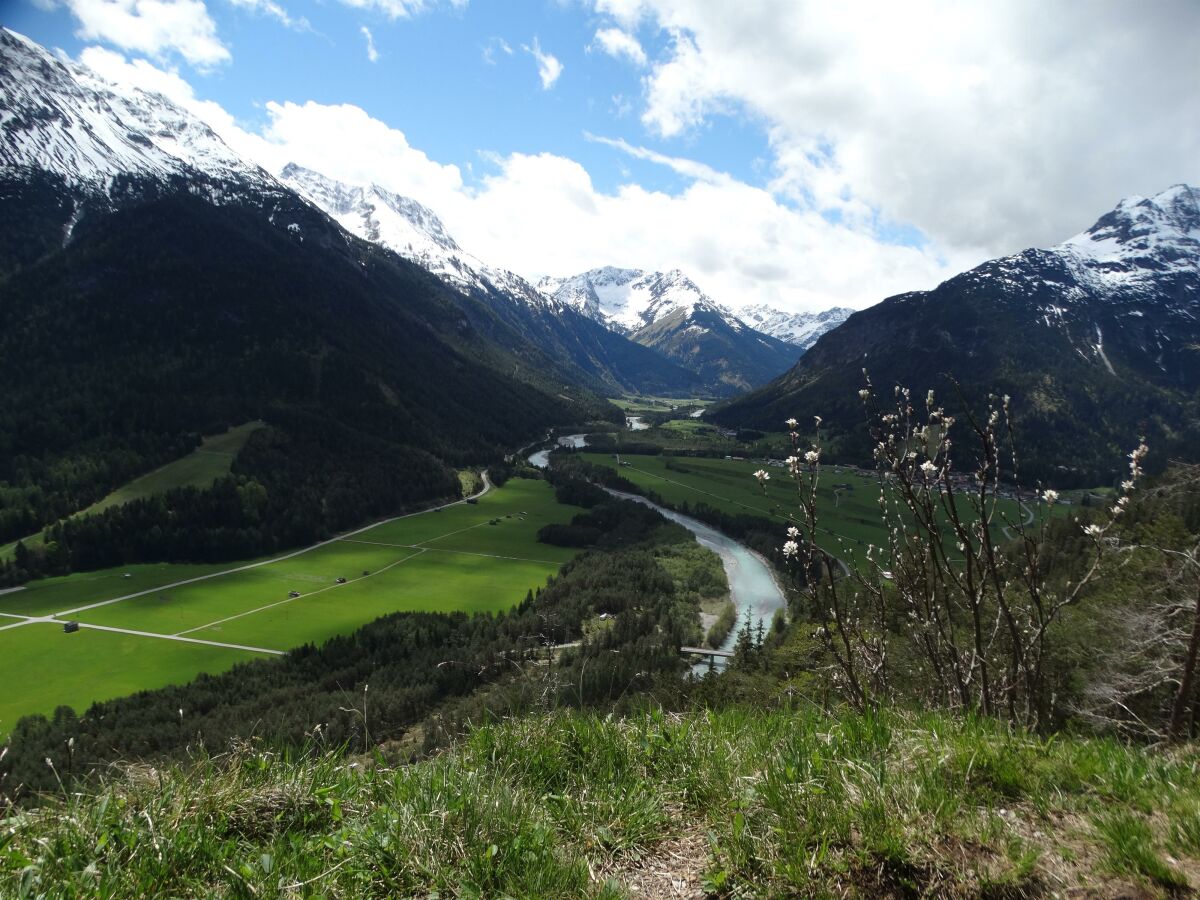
[585,452,1038,566]
[0,478,580,734]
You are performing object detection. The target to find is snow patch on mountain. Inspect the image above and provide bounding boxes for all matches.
[537,267,741,333]
[739,304,854,349]
[280,163,555,308]
[0,28,270,194]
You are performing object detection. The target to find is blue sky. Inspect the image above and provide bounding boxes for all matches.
[3,1,1196,312]
[4,0,768,197]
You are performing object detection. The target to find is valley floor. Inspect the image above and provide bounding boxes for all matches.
[0,478,582,734]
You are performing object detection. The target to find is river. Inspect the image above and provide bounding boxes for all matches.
[527,433,588,469]
[605,489,788,667]
[529,435,787,667]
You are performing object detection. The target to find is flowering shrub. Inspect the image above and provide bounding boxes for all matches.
[767,373,1146,729]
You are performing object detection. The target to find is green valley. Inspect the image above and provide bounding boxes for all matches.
[0,478,582,733]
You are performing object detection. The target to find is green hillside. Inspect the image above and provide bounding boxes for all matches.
[6,707,1198,897]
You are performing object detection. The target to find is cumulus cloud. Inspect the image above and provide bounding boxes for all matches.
[611,0,1200,256]
[72,44,969,313]
[590,27,645,66]
[360,26,379,62]
[59,0,229,67]
[523,37,563,89]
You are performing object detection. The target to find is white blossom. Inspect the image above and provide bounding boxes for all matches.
[1042,489,1059,504]
[919,460,938,478]
[754,469,770,483]
[786,526,800,538]
[782,540,799,558]
[785,417,798,429]
[804,449,820,465]
[1082,523,1103,538]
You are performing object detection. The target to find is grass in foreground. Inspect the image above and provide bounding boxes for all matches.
[5,707,1197,897]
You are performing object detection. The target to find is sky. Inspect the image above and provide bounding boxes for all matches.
[3,0,1199,313]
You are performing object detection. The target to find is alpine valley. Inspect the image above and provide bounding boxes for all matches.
[4,12,1200,897]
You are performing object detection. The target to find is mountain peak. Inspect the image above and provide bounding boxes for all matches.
[0,29,267,193]
[739,304,855,349]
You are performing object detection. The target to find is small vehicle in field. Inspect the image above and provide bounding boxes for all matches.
[288,590,301,598]
[336,577,347,584]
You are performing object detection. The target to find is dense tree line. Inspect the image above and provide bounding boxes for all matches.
[1,415,460,583]
[1,491,711,803]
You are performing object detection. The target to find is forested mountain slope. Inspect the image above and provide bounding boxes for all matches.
[715,185,1200,485]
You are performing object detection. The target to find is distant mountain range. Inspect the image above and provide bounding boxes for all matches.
[738,305,855,350]
[715,184,1200,485]
[278,164,706,397]
[281,164,838,395]
[538,267,802,391]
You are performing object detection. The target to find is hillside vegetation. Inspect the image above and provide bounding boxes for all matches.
[5,708,1198,897]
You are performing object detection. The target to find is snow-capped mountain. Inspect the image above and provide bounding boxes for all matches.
[539,266,800,391]
[537,266,742,333]
[739,305,855,349]
[0,28,272,198]
[278,164,705,395]
[279,164,553,309]
[0,29,702,400]
[716,185,1200,485]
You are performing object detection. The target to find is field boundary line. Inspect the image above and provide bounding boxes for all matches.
[175,549,428,638]
[340,539,562,565]
[72,622,282,655]
[52,473,492,619]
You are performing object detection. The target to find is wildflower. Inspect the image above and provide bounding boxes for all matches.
[786,526,800,538]
[804,449,820,465]
[926,389,935,407]
[1042,489,1059,504]
[785,417,798,429]
[1082,523,1103,538]
[920,460,938,478]
[859,388,871,400]
[754,469,770,483]
[813,415,822,427]
[782,540,799,558]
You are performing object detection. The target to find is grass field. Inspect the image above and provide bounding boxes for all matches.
[0,478,580,734]
[0,422,265,560]
[609,396,712,415]
[585,452,1037,567]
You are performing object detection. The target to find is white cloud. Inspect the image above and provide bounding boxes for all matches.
[73,45,971,314]
[481,36,512,65]
[590,27,645,66]
[612,0,1200,256]
[62,0,229,67]
[335,0,466,21]
[360,25,379,62]
[227,0,309,31]
[522,37,563,89]
[584,133,727,185]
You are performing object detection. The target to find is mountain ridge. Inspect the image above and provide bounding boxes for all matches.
[714,184,1200,484]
